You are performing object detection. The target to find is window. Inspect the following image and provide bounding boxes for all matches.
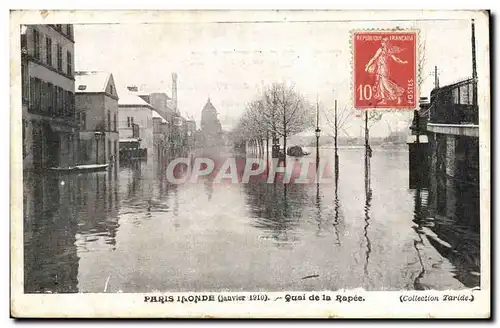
[66,51,72,76]
[41,82,47,112]
[114,113,117,131]
[114,140,118,159]
[81,112,86,130]
[70,92,75,119]
[62,89,66,116]
[78,85,87,90]
[76,137,81,163]
[459,83,474,105]
[108,140,112,159]
[21,62,29,104]
[63,90,68,117]
[55,87,60,115]
[127,116,134,127]
[51,84,57,115]
[22,119,26,159]
[107,110,111,131]
[110,84,114,95]
[45,37,52,66]
[57,44,63,71]
[33,29,41,60]
[33,78,41,111]
[46,83,53,113]
[452,87,459,104]
[21,33,27,54]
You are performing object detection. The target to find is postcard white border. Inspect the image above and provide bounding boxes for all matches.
[10,9,491,319]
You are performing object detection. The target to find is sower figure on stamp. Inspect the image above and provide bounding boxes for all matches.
[365,37,408,105]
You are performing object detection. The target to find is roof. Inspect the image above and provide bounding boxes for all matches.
[203,98,217,113]
[75,71,111,93]
[152,110,168,124]
[118,91,154,108]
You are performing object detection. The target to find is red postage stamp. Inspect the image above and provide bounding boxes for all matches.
[353,30,417,110]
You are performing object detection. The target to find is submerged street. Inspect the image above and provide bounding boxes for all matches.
[23,147,480,293]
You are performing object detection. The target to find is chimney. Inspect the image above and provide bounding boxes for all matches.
[127,85,138,92]
[172,73,178,112]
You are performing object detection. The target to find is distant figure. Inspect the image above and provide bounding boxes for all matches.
[365,37,408,105]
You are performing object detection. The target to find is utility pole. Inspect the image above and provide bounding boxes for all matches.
[315,95,321,170]
[334,100,338,155]
[364,111,369,155]
[364,111,371,190]
[434,66,439,89]
[334,99,339,181]
[471,18,478,107]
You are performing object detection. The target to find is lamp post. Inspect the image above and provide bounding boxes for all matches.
[315,98,321,170]
[334,99,339,180]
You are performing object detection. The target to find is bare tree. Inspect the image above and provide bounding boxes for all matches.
[322,103,352,138]
[233,83,314,160]
[417,38,428,95]
[260,83,315,159]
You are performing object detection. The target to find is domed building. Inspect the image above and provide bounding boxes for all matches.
[200,98,223,147]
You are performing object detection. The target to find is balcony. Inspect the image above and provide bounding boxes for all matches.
[428,78,478,125]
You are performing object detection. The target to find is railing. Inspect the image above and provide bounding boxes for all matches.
[429,78,478,125]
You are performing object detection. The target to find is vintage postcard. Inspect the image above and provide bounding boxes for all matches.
[10,10,490,318]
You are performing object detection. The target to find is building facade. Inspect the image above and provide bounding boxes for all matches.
[152,110,168,159]
[118,86,155,157]
[426,78,480,230]
[21,24,77,170]
[75,71,119,166]
[200,98,223,148]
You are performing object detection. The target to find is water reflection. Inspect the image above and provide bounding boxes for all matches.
[75,172,120,249]
[23,148,481,293]
[243,182,303,246]
[412,188,429,290]
[363,154,372,276]
[411,181,480,288]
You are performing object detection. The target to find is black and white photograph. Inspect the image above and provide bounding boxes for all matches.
[10,9,490,318]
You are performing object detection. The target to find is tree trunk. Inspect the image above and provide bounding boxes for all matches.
[283,133,287,163]
[283,104,287,166]
[266,136,269,162]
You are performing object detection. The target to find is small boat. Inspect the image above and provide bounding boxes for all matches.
[48,164,109,173]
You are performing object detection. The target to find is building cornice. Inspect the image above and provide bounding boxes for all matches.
[119,104,154,110]
[75,91,119,101]
[427,123,479,138]
[48,25,75,43]
[27,55,75,82]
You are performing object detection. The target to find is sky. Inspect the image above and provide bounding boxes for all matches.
[74,18,475,138]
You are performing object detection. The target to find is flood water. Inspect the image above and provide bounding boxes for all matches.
[23,147,480,293]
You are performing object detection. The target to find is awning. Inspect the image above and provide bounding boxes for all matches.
[119,138,141,143]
